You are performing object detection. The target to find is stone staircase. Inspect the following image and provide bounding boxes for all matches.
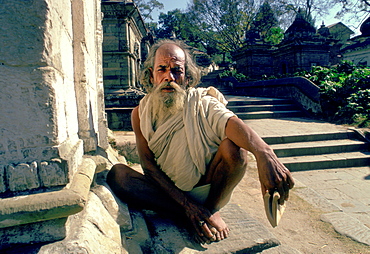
[225,95,370,171]
[265,131,370,171]
[227,97,302,120]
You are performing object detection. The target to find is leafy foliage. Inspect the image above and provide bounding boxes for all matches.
[298,61,370,127]
[219,69,248,82]
[134,0,164,21]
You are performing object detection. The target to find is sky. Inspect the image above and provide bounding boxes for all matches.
[150,0,368,35]
[151,0,189,22]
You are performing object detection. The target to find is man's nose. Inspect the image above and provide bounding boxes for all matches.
[164,71,175,82]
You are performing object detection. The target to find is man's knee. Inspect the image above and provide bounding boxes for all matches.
[106,164,133,191]
[219,138,248,168]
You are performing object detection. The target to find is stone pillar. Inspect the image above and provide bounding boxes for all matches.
[72,0,108,153]
[0,0,82,194]
[0,0,109,247]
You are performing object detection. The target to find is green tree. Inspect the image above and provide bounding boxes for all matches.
[186,0,256,53]
[252,2,278,36]
[134,0,164,21]
[265,27,285,44]
[251,2,284,44]
[153,9,205,49]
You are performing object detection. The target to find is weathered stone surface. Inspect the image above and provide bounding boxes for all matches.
[7,162,40,191]
[39,159,68,187]
[0,0,110,250]
[92,184,132,231]
[0,157,96,229]
[39,191,125,254]
[294,187,342,212]
[143,204,280,253]
[68,157,96,199]
[85,154,110,173]
[321,212,370,246]
[0,165,5,193]
[261,245,303,253]
[0,218,67,250]
[0,189,84,229]
[125,210,151,253]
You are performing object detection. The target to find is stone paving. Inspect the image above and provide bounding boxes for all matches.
[243,117,370,247]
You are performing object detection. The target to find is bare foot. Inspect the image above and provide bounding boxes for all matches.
[195,212,230,243]
[207,211,230,241]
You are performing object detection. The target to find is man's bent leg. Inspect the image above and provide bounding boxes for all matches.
[204,138,248,211]
[106,164,185,219]
[196,138,247,241]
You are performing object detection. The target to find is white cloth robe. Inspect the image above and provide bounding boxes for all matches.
[139,87,236,191]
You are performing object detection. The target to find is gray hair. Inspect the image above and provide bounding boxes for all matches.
[139,39,201,91]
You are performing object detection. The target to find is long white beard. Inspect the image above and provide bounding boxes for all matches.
[150,82,186,128]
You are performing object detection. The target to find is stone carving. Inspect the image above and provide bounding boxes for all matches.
[39,159,68,187]
[7,162,40,192]
[0,159,69,194]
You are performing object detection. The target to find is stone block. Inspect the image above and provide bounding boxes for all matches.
[72,192,122,244]
[39,191,125,254]
[39,159,68,187]
[321,212,370,246]
[91,184,132,231]
[0,165,6,193]
[0,218,67,251]
[86,155,110,173]
[7,162,40,191]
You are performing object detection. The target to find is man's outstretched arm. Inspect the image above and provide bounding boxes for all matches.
[131,106,217,239]
[225,116,294,203]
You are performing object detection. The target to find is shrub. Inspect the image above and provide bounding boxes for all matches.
[219,69,248,82]
[297,61,370,126]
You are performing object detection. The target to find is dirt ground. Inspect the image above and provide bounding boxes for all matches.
[230,154,370,254]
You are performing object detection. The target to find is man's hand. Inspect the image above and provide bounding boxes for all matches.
[256,149,294,204]
[225,116,294,204]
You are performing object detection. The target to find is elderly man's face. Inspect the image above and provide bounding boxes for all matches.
[151,43,186,90]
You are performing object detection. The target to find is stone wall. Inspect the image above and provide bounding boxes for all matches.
[235,77,322,115]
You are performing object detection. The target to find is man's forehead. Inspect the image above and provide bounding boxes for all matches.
[155,44,186,65]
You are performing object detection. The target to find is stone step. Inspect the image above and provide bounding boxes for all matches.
[280,151,370,171]
[228,104,296,112]
[271,139,369,157]
[227,97,292,106]
[235,110,302,119]
[262,131,356,145]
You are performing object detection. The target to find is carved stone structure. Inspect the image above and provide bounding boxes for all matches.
[233,11,339,79]
[101,0,152,130]
[0,0,112,249]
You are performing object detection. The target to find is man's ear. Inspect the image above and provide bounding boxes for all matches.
[185,76,190,88]
[149,68,154,84]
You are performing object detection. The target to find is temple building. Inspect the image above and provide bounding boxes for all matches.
[233,10,350,79]
[101,0,153,130]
